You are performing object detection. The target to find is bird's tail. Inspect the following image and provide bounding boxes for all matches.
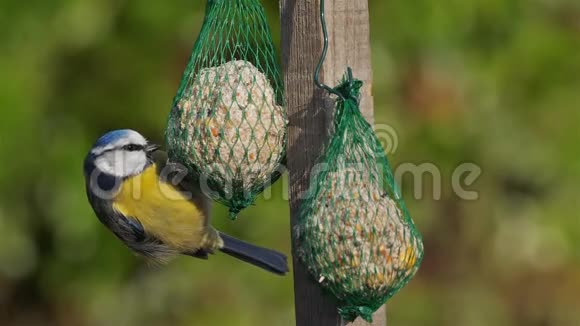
[218,232,289,275]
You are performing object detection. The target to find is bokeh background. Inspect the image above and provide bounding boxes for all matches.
[1,0,579,325]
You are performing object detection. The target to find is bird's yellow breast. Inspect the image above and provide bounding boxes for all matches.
[112,164,206,251]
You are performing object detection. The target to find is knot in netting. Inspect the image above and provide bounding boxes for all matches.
[331,72,363,128]
[338,304,377,323]
[334,68,363,103]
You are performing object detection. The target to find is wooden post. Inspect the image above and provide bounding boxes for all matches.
[280,0,385,325]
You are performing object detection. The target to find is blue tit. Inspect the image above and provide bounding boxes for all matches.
[83,129,288,275]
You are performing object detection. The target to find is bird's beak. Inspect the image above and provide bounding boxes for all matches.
[146,143,160,153]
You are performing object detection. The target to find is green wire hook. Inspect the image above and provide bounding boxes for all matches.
[314,0,347,101]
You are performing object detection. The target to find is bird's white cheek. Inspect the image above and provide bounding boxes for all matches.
[95,151,147,177]
[94,156,116,176]
[123,152,147,175]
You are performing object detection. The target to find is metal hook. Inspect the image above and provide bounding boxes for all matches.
[313,0,345,101]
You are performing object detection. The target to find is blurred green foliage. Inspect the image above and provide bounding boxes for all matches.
[0,0,579,325]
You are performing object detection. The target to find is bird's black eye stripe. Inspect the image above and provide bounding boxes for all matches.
[123,144,144,151]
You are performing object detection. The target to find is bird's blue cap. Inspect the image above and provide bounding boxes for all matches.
[93,129,139,148]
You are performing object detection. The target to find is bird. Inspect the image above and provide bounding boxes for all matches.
[83,129,288,275]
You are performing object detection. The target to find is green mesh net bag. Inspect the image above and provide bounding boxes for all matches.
[166,0,286,218]
[295,74,424,322]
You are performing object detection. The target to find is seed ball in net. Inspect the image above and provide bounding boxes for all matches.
[302,168,423,294]
[171,60,286,196]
